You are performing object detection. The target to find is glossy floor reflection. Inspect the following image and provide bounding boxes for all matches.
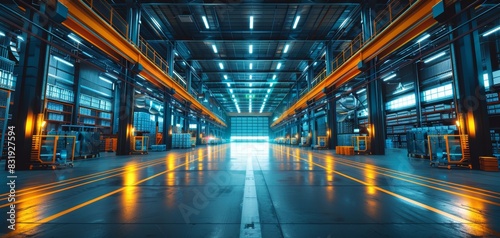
[1,143,500,237]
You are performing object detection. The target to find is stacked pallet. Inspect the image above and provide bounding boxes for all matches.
[336,146,355,155]
[172,133,192,148]
[479,156,499,172]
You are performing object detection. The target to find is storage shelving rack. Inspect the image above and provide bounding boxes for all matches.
[79,94,113,134]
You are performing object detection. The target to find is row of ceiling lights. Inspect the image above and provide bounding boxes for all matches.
[202,15,301,30]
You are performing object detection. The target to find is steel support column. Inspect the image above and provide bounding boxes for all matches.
[163,91,173,150]
[327,97,337,149]
[116,63,135,155]
[11,7,51,170]
[449,2,492,169]
[367,62,386,155]
[71,62,81,124]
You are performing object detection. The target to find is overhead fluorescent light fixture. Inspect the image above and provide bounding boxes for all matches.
[423,51,446,63]
[250,16,254,29]
[17,35,24,41]
[68,33,81,44]
[137,74,146,80]
[212,45,218,53]
[249,44,253,54]
[202,16,210,29]
[219,63,224,70]
[283,44,290,53]
[136,82,143,86]
[146,87,153,92]
[416,33,430,43]
[135,90,141,94]
[357,88,366,94]
[151,18,162,30]
[53,56,74,67]
[313,62,317,66]
[227,83,231,87]
[224,75,228,80]
[270,83,273,87]
[276,63,282,69]
[293,16,300,29]
[0,31,4,37]
[483,26,500,37]
[249,63,253,70]
[249,75,253,79]
[265,94,268,98]
[105,73,118,79]
[232,94,235,98]
[99,76,113,84]
[339,17,349,29]
[267,89,271,93]
[264,98,267,102]
[273,74,276,80]
[382,73,397,82]
[229,89,233,93]
[249,83,253,87]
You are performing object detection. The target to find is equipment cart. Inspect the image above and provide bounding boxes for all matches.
[428,134,471,169]
[131,136,149,154]
[30,135,76,169]
[352,136,370,154]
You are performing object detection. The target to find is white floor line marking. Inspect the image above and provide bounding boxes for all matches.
[240,156,262,238]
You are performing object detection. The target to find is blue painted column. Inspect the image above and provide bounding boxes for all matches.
[11,6,52,169]
[447,1,492,169]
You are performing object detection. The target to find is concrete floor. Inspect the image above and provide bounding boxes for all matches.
[1,143,500,237]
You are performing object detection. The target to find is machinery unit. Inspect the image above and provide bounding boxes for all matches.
[352,136,370,154]
[30,135,76,169]
[60,125,101,159]
[428,134,471,169]
[131,136,149,154]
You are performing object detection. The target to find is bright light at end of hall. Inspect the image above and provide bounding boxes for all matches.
[202,16,210,29]
[212,45,218,53]
[276,63,282,69]
[219,63,224,69]
[293,16,301,29]
[250,16,254,29]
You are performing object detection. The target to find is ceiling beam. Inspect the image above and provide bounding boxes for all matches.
[188,58,314,62]
[139,2,360,6]
[202,70,301,74]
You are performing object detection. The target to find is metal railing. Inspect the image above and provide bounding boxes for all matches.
[273,0,418,127]
[138,36,169,74]
[82,0,170,78]
[82,0,128,38]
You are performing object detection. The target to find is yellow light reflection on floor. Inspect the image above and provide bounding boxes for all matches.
[122,163,138,222]
[324,156,336,201]
[308,152,314,170]
[364,164,377,195]
[16,191,43,232]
